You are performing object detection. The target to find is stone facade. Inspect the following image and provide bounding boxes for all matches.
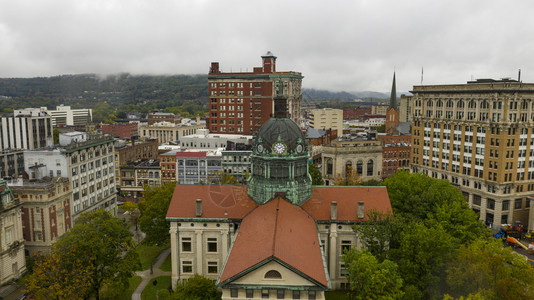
[10,177,72,255]
[321,139,383,185]
[410,79,534,228]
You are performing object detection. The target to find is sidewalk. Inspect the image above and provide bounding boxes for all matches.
[132,248,171,300]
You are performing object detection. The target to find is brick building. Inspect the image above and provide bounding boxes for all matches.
[208,52,303,135]
[343,107,372,120]
[101,122,139,139]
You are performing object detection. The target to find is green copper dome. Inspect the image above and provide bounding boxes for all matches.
[247,95,312,206]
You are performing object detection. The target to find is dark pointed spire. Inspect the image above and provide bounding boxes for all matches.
[389,72,397,109]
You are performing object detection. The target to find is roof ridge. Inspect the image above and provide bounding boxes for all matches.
[271,197,281,255]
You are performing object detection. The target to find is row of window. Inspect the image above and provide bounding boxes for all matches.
[229,288,316,299]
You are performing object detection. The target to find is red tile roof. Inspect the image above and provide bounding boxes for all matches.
[218,197,328,287]
[302,186,392,221]
[166,185,257,219]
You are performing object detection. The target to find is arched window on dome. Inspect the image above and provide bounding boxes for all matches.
[356,161,363,176]
[265,270,282,279]
[367,160,374,176]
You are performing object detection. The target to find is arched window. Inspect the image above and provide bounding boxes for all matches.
[356,161,363,176]
[468,100,476,109]
[326,159,333,175]
[437,100,443,107]
[265,270,282,279]
[457,100,464,108]
[367,160,374,176]
[427,100,433,107]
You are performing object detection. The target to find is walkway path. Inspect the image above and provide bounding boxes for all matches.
[132,248,172,300]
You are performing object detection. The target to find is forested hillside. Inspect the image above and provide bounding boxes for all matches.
[0,74,209,122]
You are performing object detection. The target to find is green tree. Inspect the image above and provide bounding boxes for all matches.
[343,250,404,300]
[308,162,324,185]
[446,239,534,299]
[352,210,400,262]
[138,182,176,245]
[53,129,60,145]
[48,210,140,300]
[391,221,456,299]
[24,247,94,299]
[208,171,239,185]
[172,274,222,300]
[376,124,386,133]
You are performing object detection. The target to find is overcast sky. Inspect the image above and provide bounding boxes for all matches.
[1,0,533,94]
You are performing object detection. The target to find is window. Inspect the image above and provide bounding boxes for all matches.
[262,290,269,299]
[292,290,301,299]
[231,289,238,298]
[308,291,316,300]
[277,290,285,299]
[182,237,192,252]
[182,261,192,273]
[208,261,218,274]
[502,200,509,211]
[341,240,351,253]
[265,270,282,279]
[515,198,522,209]
[246,289,254,298]
[207,238,217,252]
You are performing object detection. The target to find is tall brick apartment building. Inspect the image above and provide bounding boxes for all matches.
[208,52,303,135]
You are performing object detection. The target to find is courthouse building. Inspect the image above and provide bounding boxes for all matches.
[166,94,393,299]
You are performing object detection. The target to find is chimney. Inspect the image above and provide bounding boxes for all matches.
[196,116,200,125]
[330,201,338,220]
[195,199,202,217]
[357,201,365,219]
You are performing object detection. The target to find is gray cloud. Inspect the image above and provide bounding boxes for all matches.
[1,0,533,93]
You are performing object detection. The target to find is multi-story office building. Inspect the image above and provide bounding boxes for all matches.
[309,108,343,137]
[410,78,534,228]
[208,52,303,134]
[0,109,54,179]
[118,159,161,199]
[24,133,116,219]
[321,138,383,185]
[139,119,205,144]
[179,129,252,150]
[0,180,26,285]
[10,177,72,255]
[399,94,413,123]
[39,105,93,127]
[371,104,388,115]
[176,151,222,185]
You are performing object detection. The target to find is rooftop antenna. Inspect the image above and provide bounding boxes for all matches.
[518,69,521,82]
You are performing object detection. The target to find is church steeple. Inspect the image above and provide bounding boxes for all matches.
[389,72,397,109]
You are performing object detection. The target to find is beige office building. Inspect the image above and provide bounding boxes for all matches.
[410,79,534,229]
[309,108,343,137]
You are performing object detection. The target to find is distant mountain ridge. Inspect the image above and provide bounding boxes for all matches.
[302,88,389,100]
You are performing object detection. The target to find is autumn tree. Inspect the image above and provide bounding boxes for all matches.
[52,210,140,300]
[138,182,176,245]
[343,250,404,300]
[334,165,363,186]
[24,246,94,299]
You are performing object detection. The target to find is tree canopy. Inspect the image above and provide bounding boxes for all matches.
[343,249,404,300]
[308,162,324,185]
[172,274,221,300]
[138,182,176,245]
[25,210,140,300]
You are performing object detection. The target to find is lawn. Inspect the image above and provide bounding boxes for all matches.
[160,251,172,272]
[136,243,168,270]
[102,275,142,300]
[141,275,172,300]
